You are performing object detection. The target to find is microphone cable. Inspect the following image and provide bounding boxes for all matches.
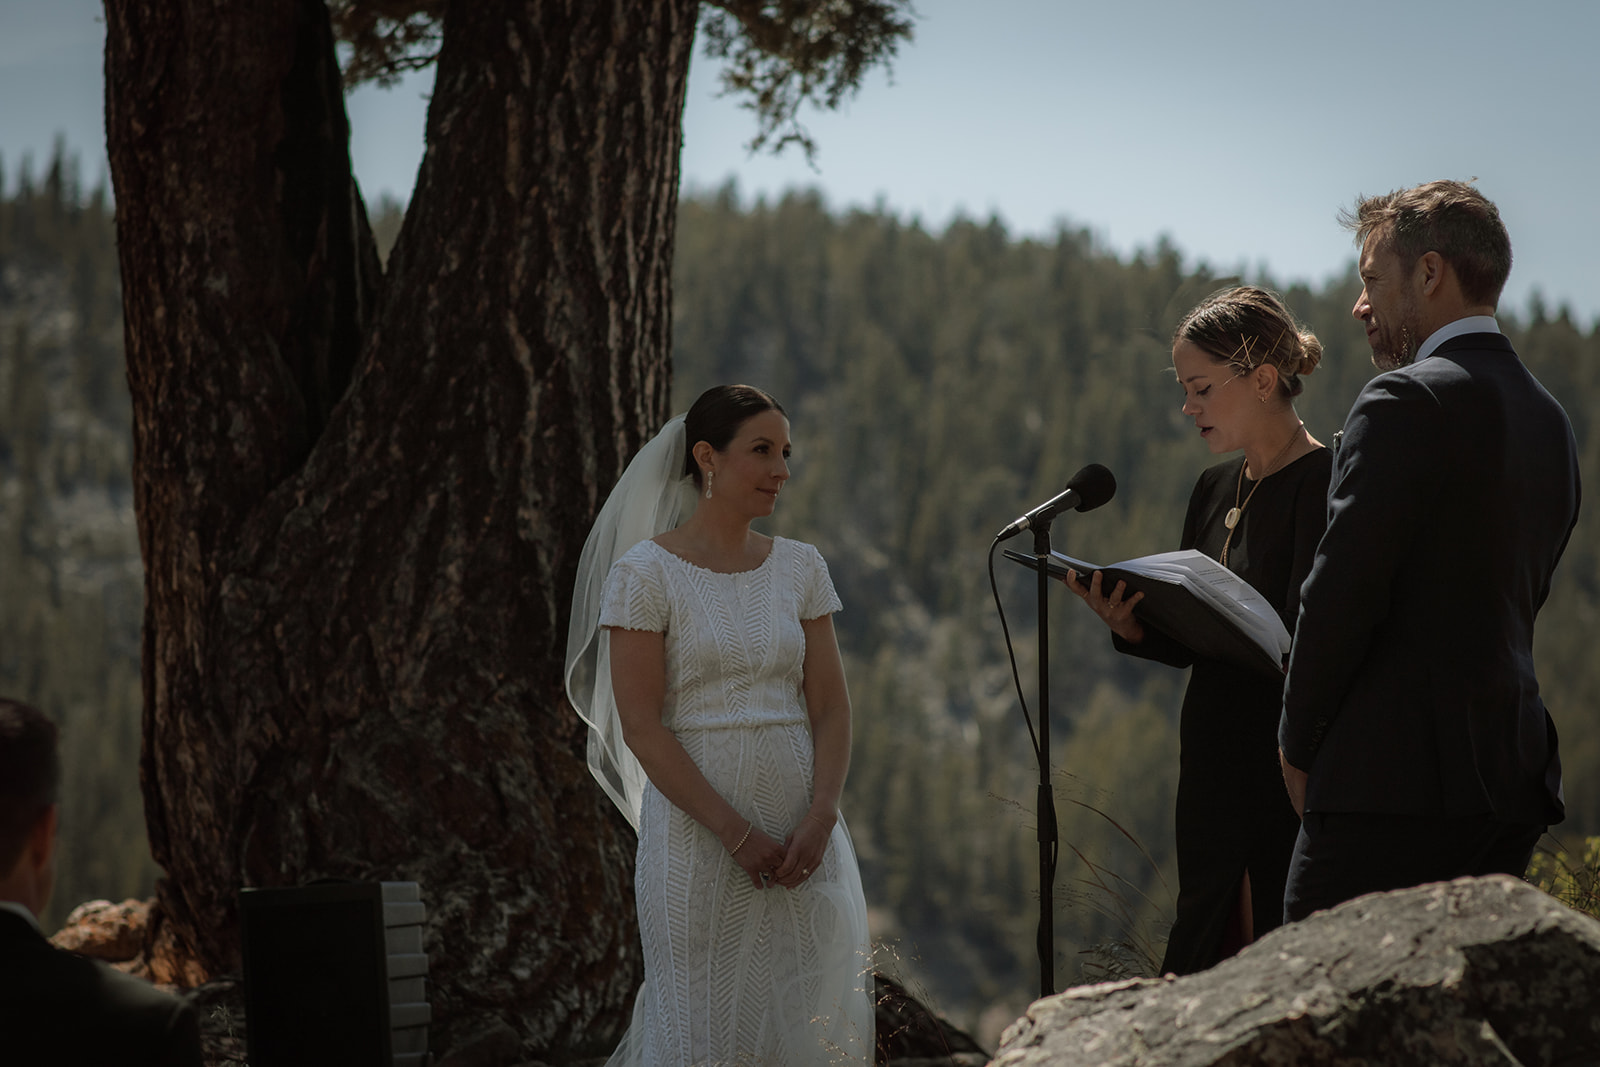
[988,534,1057,888]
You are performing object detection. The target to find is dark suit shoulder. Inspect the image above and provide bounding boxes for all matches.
[0,914,203,1067]
[1405,333,1546,398]
[1428,331,1517,359]
[1342,363,1457,459]
[1399,334,1575,443]
[1361,358,1455,400]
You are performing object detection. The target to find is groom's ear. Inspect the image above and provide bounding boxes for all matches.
[1415,250,1446,298]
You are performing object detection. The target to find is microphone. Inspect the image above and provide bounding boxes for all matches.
[996,463,1116,542]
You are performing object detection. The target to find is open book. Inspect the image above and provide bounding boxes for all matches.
[1005,548,1290,678]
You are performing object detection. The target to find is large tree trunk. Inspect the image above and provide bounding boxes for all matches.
[103,0,696,1054]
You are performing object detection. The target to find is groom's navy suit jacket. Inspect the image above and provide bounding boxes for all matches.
[1280,332,1579,823]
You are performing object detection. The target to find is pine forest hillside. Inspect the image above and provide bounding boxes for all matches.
[4,150,1597,1034]
[0,148,155,932]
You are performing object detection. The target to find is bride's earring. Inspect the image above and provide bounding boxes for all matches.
[704,469,714,499]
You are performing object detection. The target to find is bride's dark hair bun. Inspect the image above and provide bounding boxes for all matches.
[682,384,786,484]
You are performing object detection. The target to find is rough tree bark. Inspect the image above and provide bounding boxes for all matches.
[104,0,695,1054]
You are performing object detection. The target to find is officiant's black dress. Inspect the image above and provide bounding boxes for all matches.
[1116,448,1331,975]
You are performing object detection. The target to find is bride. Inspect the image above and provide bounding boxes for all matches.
[566,384,874,1065]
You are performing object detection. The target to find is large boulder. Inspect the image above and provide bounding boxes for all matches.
[992,875,1600,1066]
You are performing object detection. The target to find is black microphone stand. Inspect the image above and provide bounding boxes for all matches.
[1032,521,1058,998]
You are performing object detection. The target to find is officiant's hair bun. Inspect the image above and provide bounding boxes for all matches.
[683,384,787,484]
[1175,286,1322,398]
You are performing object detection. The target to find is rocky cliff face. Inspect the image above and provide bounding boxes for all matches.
[992,875,1600,1067]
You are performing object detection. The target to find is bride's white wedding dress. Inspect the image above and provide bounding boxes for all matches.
[599,535,873,1066]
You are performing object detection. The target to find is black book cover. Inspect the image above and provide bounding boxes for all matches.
[1004,549,1286,678]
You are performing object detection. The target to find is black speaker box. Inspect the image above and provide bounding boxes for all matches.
[240,881,430,1067]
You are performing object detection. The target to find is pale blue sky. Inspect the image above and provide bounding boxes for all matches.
[4,0,1597,323]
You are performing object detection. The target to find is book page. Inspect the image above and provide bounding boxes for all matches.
[1130,551,1289,654]
[1057,548,1290,656]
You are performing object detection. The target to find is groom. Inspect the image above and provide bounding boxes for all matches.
[1277,180,1580,921]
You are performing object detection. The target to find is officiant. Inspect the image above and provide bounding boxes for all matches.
[1064,286,1328,974]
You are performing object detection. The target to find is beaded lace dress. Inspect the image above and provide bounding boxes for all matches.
[598,535,873,1066]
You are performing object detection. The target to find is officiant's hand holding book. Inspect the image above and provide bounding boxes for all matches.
[1004,548,1291,678]
[1062,563,1148,646]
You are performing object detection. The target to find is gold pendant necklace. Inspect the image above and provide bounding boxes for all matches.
[1221,423,1302,567]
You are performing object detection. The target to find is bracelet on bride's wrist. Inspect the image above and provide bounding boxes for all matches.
[805,812,835,833]
[728,820,753,856]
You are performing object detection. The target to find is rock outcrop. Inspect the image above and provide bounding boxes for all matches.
[992,875,1600,1066]
[50,898,150,961]
[50,896,209,987]
[875,973,990,1066]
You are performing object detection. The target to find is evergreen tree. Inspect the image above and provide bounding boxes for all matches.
[98,0,908,1055]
